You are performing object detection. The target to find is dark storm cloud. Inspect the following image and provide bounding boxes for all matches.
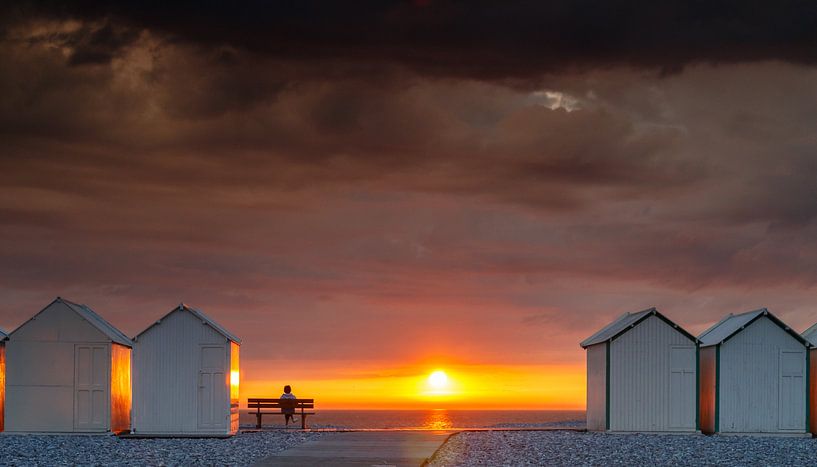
[6,0,817,76]
[5,1,817,373]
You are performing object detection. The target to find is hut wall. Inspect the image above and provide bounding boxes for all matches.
[6,302,112,432]
[698,345,717,434]
[609,315,696,431]
[110,343,132,433]
[133,310,230,434]
[229,341,240,434]
[0,344,5,432]
[585,342,607,431]
[810,348,817,435]
[719,316,807,433]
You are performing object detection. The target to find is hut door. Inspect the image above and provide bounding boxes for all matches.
[198,345,227,430]
[669,346,696,429]
[74,345,108,431]
[779,350,805,430]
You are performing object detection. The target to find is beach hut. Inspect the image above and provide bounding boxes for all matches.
[698,308,811,435]
[580,307,698,432]
[802,322,817,436]
[132,304,241,436]
[5,297,132,433]
[0,328,7,432]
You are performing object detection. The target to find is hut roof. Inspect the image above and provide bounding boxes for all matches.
[60,298,133,346]
[10,297,132,347]
[0,327,7,341]
[802,322,817,346]
[134,303,241,344]
[698,308,811,348]
[580,307,696,348]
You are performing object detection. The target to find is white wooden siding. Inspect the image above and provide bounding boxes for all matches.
[5,301,114,432]
[585,343,607,431]
[133,310,232,435]
[609,315,696,432]
[718,316,807,433]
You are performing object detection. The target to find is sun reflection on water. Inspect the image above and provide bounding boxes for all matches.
[423,409,453,430]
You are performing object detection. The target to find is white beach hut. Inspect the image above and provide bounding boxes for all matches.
[0,328,7,432]
[5,297,132,433]
[801,322,817,436]
[132,304,241,436]
[580,307,698,432]
[698,308,811,435]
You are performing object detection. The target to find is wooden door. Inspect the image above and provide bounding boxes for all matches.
[198,345,227,430]
[75,345,108,431]
[779,350,805,430]
[669,346,696,429]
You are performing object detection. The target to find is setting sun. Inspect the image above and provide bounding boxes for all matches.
[428,370,448,388]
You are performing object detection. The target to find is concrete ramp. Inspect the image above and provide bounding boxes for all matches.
[255,431,453,466]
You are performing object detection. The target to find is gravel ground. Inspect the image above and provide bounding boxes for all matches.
[428,430,817,466]
[0,430,319,466]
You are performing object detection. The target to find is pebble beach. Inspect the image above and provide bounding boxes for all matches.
[0,431,319,466]
[429,431,817,466]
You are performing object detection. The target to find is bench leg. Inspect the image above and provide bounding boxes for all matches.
[301,415,307,430]
[256,412,262,429]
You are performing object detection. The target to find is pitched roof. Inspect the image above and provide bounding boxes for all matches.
[134,303,241,344]
[10,297,132,347]
[0,327,7,341]
[61,299,133,347]
[698,308,811,348]
[580,307,696,348]
[802,322,817,346]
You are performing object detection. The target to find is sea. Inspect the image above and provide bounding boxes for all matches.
[239,409,585,430]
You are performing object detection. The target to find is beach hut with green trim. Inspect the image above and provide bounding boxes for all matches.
[698,308,811,435]
[580,307,698,432]
[800,322,817,436]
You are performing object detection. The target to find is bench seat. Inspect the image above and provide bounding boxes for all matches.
[248,398,315,429]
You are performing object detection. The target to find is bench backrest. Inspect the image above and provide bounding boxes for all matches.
[248,398,315,409]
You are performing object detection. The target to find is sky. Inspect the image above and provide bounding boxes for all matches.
[3,1,817,409]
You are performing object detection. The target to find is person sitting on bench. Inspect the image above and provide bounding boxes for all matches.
[280,385,297,426]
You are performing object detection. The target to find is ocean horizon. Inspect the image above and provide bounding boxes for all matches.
[239,409,585,430]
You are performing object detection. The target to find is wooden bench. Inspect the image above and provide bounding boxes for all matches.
[248,398,315,429]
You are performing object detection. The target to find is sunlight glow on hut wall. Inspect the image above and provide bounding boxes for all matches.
[132,304,241,436]
[0,330,7,432]
[230,341,240,434]
[110,343,132,433]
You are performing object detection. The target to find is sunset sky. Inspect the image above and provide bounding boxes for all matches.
[3,1,817,409]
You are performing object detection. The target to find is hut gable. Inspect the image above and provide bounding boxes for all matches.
[699,308,810,348]
[135,304,240,344]
[10,298,132,346]
[581,307,696,348]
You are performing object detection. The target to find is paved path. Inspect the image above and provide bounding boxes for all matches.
[254,431,454,466]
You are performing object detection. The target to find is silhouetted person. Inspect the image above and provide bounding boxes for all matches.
[280,385,296,426]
